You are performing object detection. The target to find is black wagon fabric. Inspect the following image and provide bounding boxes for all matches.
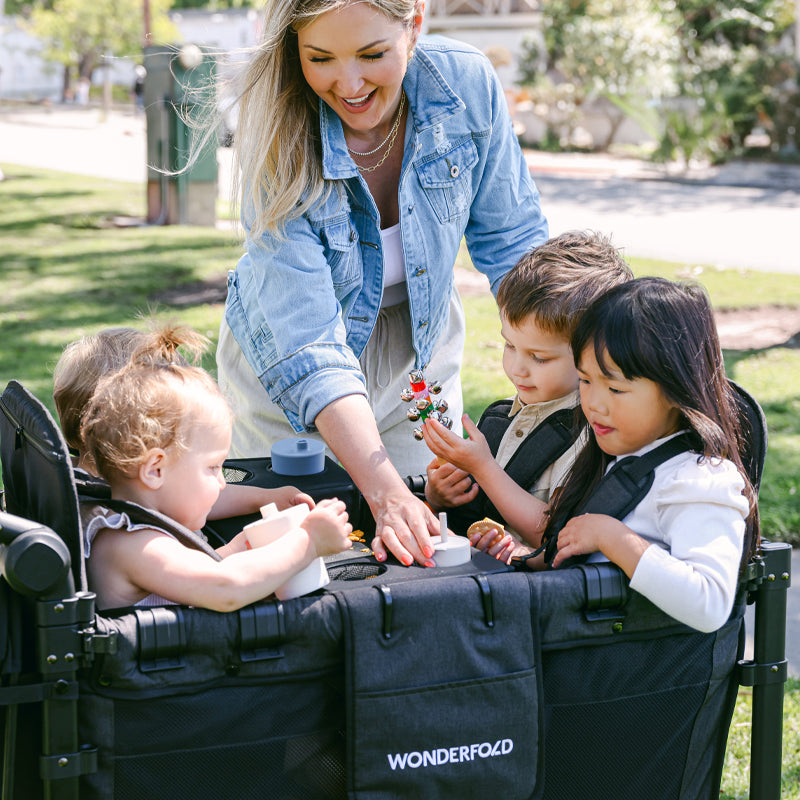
[336,571,541,800]
[528,568,744,800]
[77,596,348,800]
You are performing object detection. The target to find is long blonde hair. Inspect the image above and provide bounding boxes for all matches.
[235,0,419,240]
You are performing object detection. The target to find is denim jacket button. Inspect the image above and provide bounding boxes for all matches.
[418,320,429,328]
[407,204,414,213]
[349,230,357,242]
[450,165,460,178]
[414,267,426,277]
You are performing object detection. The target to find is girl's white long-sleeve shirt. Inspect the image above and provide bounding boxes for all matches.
[617,436,749,632]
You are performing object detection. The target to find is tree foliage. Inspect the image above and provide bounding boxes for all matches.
[26,0,177,86]
[171,0,254,7]
[520,0,681,149]
[660,0,799,161]
[519,0,799,160]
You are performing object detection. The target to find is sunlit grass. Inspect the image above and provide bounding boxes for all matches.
[0,163,797,798]
[720,679,800,799]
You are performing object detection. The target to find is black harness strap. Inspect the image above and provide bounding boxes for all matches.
[516,432,695,569]
[79,494,222,561]
[474,402,579,524]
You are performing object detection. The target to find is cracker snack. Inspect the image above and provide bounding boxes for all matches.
[466,517,506,546]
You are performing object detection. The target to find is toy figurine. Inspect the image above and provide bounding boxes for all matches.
[400,369,452,440]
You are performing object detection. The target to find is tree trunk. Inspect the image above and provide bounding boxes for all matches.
[61,64,71,103]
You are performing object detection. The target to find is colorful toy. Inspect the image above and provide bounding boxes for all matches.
[401,369,452,440]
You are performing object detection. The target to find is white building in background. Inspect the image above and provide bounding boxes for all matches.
[0,15,63,100]
[0,7,260,102]
[0,13,140,101]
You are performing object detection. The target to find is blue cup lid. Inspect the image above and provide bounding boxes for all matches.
[270,437,326,476]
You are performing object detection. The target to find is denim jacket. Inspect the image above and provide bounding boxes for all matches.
[224,36,548,433]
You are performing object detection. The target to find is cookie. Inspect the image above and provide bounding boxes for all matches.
[467,517,506,545]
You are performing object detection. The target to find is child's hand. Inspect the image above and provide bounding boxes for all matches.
[551,513,622,568]
[271,486,315,511]
[467,520,515,563]
[424,457,479,509]
[551,514,649,575]
[421,414,492,477]
[302,498,352,558]
[208,484,316,521]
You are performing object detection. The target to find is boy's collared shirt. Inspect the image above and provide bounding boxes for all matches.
[496,389,581,504]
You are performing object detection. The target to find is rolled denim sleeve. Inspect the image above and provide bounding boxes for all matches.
[226,212,367,432]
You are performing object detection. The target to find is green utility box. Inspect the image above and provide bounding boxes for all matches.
[143,44,217,226]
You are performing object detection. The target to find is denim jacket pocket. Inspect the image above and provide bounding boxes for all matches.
[414,137,479,224]
[316,217,361,290]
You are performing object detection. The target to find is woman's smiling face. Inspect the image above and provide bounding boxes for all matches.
[296,2,420,139]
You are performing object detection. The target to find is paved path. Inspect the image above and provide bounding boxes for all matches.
[3,105,800,272]
[526,151,800,274]
[2,104,798,675]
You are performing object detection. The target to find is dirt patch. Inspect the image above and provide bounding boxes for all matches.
[714,306,800,351]
[151,269,800,352]
[454,268,800,351]
[152,277,228,307]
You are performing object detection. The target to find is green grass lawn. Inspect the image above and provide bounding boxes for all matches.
[1,164,798,797]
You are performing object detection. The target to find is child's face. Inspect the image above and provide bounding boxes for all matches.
[156,397,232,531]
[500,313,577,405]
[578,345,682,457]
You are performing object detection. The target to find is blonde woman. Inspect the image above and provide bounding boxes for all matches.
[217,0,548,567]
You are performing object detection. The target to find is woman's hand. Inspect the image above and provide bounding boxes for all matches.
[425,457,479,509]
[369,490,439,567]
[315,394,439,567]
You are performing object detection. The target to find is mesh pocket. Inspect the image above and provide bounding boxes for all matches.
[540,634,725,800]
[223,465,252,484]
[83,678,346,800]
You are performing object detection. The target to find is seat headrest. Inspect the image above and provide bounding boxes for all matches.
[0,380,86,590]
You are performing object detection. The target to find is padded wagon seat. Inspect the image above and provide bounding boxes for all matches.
[0,379,87,590]
[0,380,224,590]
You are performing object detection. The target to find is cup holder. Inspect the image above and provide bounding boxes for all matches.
[327,561,387,581]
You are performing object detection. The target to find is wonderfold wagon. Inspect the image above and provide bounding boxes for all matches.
[0,379,790,800]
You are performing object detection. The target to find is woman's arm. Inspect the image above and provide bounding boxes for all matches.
[315,394,439,567]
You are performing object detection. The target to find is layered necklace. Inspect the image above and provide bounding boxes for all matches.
[346,92,406,173]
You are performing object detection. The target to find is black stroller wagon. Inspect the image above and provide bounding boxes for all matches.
[0,379,790,800]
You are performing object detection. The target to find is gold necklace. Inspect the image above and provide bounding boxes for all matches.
[348,93,405,173]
